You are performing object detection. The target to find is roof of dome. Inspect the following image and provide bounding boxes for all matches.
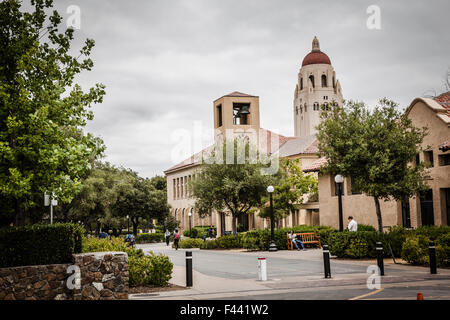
[302,51,331,66]
[301,36,332,66]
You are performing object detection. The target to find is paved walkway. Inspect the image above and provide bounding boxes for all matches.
[130,243,450,300]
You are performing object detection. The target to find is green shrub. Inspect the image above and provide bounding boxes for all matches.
[216,234,243,248]
[0,223,84,268]
[128,255,153,286]
[357,224,377,232]
[328,231,384,259]
[135,233,165,244]
[177,238,204,248]
[200,240,219,249]
[147,252,173,286]
[401,233,450,267]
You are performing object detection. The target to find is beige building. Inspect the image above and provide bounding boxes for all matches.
[164,37,344,235]
[304,92,450,230]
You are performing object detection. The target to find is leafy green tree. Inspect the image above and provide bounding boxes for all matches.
[191,140,272,234]
[112,172,170,235]
[0,0,105,225]
[316,99,428,232]
[259,158,318,225]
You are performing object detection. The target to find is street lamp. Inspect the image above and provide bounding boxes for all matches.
[334,174,344,232]
[44,192,57,224]
[267,185,277,252]
[188,211,192,232]
[126,215,130,234]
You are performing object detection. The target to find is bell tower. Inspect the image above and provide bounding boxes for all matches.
[293,37,343,137]
[213,91,261,143]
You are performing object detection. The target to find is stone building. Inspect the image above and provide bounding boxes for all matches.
[304,92,450,229]
[164,37,343,235]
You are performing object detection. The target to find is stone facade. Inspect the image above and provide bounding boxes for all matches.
[0,251,128,300]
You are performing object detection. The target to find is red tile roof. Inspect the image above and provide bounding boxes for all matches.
[434,91,450,115]
[303,156,328,172]
[302,51,331,67]
[164,128,293,174]
[439,140,450,152]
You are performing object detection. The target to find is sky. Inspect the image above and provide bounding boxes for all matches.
[32,0,450,178]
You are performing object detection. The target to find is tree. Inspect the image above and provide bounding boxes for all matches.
[259,158,318,225]
[112,171,170,235]
[190,140,272,234]
[0,0,105,225]
[316,99,429,232]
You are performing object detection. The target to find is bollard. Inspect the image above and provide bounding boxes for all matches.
[322,245,331,278]
[429,240,437,274]
[376,242,385,276]
[257,257,267,281]
[186,251,193,287]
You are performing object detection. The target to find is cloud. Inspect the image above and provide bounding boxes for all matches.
[39,0,450,177]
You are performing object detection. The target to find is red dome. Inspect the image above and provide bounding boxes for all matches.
[302,51,331,66]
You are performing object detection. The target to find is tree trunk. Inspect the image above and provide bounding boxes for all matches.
[231,213,237,235]
[373,196,383,233]
[132,217,139,236]
[14,199,26,226]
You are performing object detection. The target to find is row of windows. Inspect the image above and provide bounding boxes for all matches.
[299,75,335,90]
[416,150,450,167]
[295,101,329,115]
[172,175,196,200]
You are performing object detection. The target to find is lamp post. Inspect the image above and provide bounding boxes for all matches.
[44,192,57,224]
[334,174,344,232]
[267,185,277,252]
[188,211,192,232]
[126,215,130,234]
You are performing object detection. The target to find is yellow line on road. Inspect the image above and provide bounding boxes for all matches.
[349,288,384,300]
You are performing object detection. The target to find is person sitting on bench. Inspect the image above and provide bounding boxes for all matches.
[289,231,305,251]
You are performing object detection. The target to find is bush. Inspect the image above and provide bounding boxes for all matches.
[328,231,384,259]
[82,237,172,286]
[216,234,243,248]
[401,232,450,267]
[147,252,173,286]
[357,224,377,232]
[177,238,204,248]
[135,233,165,244]
[0,223,84,268]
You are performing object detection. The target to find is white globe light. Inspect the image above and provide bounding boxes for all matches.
[334,174,344,184]
[267,185,274,193]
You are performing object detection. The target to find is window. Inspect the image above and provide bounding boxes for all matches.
[176,178,180,199]
[313,102,319,111]
[233,103,250,125]
[173,179,176,200]
[401,197,411,228]
[295,106,299,115]
[321,75,327,87]
[415,153,420,166]
[322,102,329,111]
[300,106,303,114]
[309,75,315,88]
[304,105,307,112]
[439,154,450,166]
[300,78,303,90]
[350,176,361,194]
[424,150,434,167]
[323,96,328,100]
[180,177,183,198]
[333,76,335,88]
[216,104,222,127]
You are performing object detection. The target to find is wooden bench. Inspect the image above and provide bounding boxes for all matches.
[286,232,321,250]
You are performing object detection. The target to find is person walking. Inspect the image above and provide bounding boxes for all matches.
[165,229,171,246]
[173,229,180,250]
[347,216,358,232]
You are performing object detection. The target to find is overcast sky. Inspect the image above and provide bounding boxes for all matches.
[41,0,450,178]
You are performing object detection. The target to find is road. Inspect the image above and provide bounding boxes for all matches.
[134,242,450,300]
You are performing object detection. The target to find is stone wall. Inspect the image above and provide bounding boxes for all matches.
[0,251,128,300]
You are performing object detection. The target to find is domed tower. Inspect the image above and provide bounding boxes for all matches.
[293,36,343,137]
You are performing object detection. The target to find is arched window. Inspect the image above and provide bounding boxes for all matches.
[300,78,303,90]
[309,75,315,88]
[295,106,299,115]
[304,104,307,112]
[321,75,327,87]
[313,102,319,111]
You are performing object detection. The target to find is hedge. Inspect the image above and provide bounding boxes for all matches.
[0,223,84,268]
[135,232,165,244]
[183,226,217,239]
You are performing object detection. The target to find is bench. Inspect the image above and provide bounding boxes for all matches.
[286,232,321,250]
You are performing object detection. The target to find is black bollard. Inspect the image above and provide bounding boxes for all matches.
[376,242,385,276]
[186,251,193,287]
[323,245,331,278]
[429,240,437,274]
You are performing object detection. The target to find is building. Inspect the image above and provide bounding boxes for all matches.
[164,37,344,235]
[304,92,450,229]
